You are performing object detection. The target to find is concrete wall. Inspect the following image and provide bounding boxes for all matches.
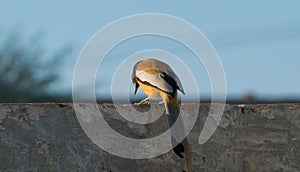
[0,103,299,172]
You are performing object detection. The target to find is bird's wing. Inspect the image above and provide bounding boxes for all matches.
[135,70,175,94]
[164,69,185,95]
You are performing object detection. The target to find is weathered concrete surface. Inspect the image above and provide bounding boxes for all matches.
[0,103,299,172]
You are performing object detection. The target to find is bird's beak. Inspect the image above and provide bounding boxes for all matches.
[133,82,139,95]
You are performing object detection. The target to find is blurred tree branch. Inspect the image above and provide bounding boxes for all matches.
[0,30,72,102]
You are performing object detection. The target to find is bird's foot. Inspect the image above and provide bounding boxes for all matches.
[158,101,165,105]
[134,98,150,105]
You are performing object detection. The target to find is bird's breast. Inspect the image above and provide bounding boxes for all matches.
[137,80,162,99]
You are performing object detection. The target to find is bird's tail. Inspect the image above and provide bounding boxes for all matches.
[164,92,192,172]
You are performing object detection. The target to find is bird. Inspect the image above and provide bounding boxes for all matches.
[132,58,192,172]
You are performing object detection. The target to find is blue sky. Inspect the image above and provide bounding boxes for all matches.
[1,1,300,100]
